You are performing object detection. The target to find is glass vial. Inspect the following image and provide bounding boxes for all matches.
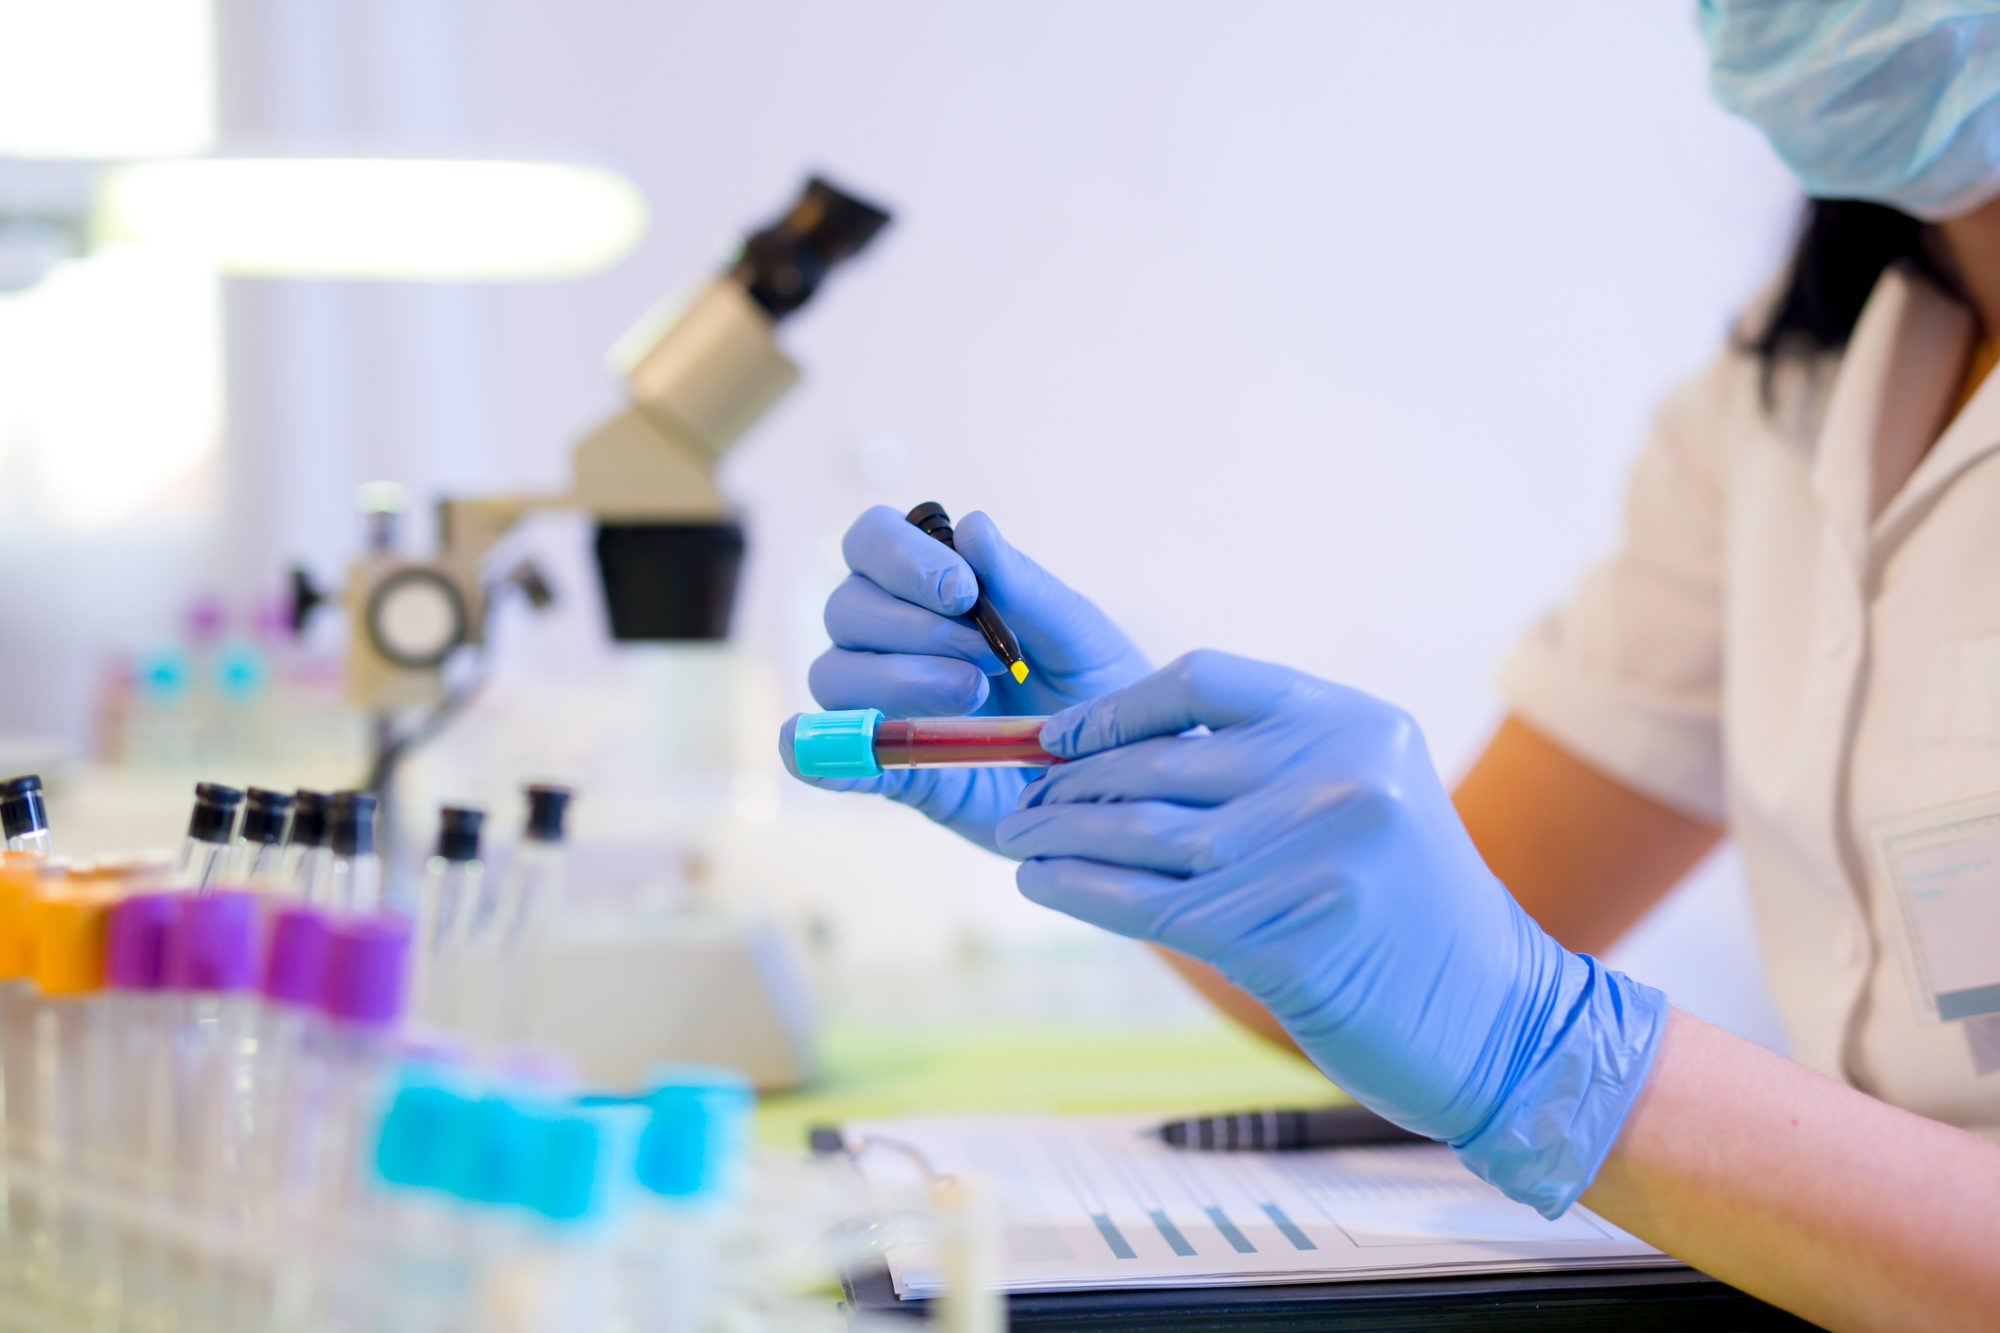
[326,790,382,914]
[286,790,334,902]
[179,782,244,891]
[0,775,51,858]
[233,787,296,887]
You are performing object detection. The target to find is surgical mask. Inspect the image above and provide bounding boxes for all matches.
[1699,0,2000,221]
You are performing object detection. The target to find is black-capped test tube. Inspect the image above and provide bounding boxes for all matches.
[234,787,296,886]
[287,789,333,900]
[1,775,51,858]
[181,782,245,891]
[327,790,381,913]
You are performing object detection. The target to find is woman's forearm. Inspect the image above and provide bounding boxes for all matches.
[1582,1009,2000,1333]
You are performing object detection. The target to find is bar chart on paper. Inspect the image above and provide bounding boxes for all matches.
[845,1114,1672,1298]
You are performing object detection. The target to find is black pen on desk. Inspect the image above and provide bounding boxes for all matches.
[1153,1104,1428,1151]
[906,502,1030,684]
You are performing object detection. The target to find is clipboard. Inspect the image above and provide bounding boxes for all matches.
[813,1123,1814,1330]
[836,1255,1817,1330]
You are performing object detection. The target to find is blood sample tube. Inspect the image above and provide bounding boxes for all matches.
[790,710,1055,777]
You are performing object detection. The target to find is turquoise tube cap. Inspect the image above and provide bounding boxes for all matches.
[792,708,884,778]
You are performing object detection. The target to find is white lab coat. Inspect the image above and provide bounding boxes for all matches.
[1500,264,2000,1130]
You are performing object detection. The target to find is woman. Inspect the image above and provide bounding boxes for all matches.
[784,7,2000,1329]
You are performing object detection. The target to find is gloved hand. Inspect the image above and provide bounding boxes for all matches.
[993,651,1667,1218]
[782,505,1150,852]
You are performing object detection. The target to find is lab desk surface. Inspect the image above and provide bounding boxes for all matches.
[756,1017,1340,1146]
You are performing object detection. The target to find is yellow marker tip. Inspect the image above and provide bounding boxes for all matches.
[1010,661,1030,684]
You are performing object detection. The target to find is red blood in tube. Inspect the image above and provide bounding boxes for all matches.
[871,717,1055,768]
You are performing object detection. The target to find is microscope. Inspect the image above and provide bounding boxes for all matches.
[310,176,892,715]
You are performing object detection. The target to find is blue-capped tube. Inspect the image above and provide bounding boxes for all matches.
[791,710,1053,778]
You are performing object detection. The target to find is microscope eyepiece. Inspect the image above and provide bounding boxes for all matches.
[729,176,891,321]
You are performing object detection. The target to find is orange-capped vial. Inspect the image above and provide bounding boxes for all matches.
[29,894,109,995]
[0,856,34,979]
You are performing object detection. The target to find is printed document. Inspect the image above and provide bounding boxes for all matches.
[845,1113,1672,1297]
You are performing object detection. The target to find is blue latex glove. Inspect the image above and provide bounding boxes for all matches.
[993,651,1667,1218]
[781,505,1150,852]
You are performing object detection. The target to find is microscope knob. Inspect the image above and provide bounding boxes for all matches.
[288,565,327,635]
[365,567,469,670]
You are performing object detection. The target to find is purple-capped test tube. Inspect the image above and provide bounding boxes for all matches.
[255,905,334,1214]
[105,893,181,1189]
[105,892,183,1329]
[309,915,414,1214]
[168,890,262,1205]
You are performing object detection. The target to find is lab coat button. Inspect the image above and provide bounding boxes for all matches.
[1821,603,1852,656]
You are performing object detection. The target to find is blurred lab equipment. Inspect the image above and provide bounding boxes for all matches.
[296,174,891,726]
[426,785,818,1091]
[0,832,870,1330]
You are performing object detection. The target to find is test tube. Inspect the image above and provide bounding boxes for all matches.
[497,786,570,949]
[0,858,39,1301]
[790,710,1055,777]
[287,790,333,901]
[482,787,571,1044]
[103,893,181,1183]
[623,1067,754,1328]
[179,782,245,891]
[255,905,332,1206]
[248,904,336,1325]
[103,892,182,1331]
[326,791,382,914]
[24,891,115,1320]
[311,916,414,1215]
[169,891,263,1198]
[414,807,484,1022]
[233,787,296,887]
[0,776,51,858]
[167,890,264,1328]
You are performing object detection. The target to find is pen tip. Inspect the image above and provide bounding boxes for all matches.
[1010,661,1030,684]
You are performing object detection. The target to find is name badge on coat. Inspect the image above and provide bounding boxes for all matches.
[1871,793,2000,1025]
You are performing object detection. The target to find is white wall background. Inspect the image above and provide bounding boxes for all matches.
[40,1,1808,1043]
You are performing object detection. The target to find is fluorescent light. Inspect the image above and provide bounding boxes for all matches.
[93,158,649,281]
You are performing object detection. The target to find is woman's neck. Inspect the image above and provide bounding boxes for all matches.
[1935,196,2000,413]
[1937,194,2000,336]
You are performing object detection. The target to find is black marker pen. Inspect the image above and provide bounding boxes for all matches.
[906,502,1029,684]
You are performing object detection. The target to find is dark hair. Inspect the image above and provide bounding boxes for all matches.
[1747,199,1963,391]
